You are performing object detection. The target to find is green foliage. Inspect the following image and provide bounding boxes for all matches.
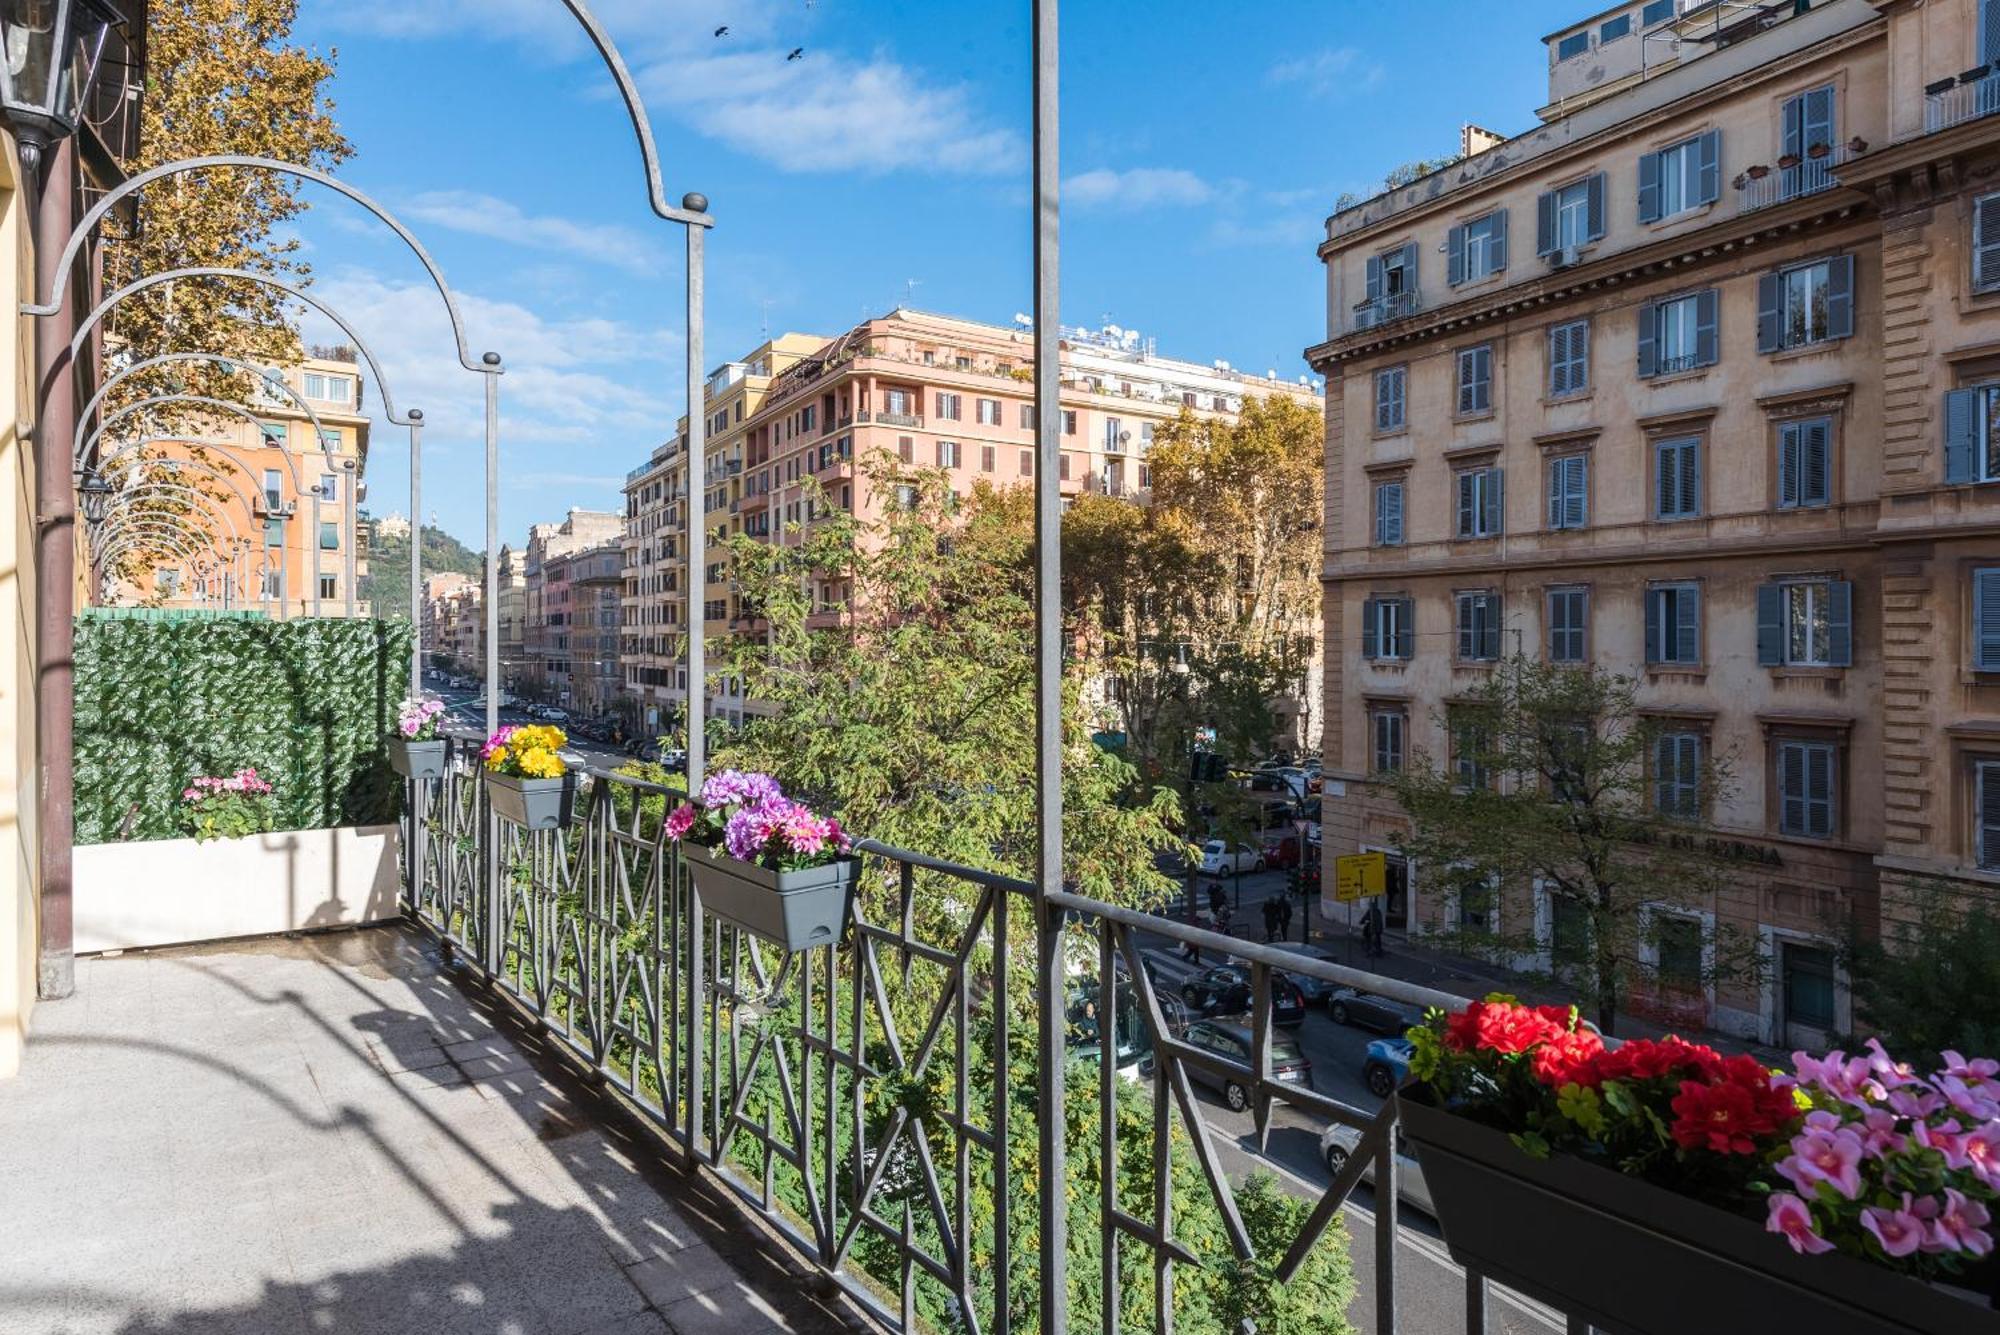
[74,616,411,843]
[359,519,485,623]
[1847,880,2000,1068]
[174,790,276,843]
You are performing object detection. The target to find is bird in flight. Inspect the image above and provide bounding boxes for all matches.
[713,25,728,37]
[787,47,805,61]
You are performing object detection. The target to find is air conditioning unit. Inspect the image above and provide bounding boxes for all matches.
[1549,245,1583,270]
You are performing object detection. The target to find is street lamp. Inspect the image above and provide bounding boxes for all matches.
[0,0,115,169]
[75,467,109,523]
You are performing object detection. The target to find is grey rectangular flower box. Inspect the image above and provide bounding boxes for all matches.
[685,852,856,952]
[387,737,447,781]
[1399,1089,1998,1335]
[485,771,574,831]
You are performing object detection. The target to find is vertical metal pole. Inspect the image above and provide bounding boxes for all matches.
[483,357,502,740]
[343,458,357,618]
[1031,1,1067,1328]
[408,412,424,698]
[311,487,322,618]
[683,194,708,793]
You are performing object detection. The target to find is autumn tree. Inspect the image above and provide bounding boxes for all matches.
[1384,656,1762,1037]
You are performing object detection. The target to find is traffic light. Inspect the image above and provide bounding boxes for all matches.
[1189,750,1228,784]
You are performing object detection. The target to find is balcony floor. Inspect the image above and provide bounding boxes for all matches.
[0,926,854,1335]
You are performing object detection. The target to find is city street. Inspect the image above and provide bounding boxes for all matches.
[431,683,643,776]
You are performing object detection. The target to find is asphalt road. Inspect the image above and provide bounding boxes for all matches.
[432,686,642,775]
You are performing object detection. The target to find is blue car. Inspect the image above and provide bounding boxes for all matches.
[1362,1036,1413,1099]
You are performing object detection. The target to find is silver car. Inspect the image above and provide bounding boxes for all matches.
[1319,1122,1433,1216]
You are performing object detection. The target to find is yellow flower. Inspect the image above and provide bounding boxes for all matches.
[483,746,510,772]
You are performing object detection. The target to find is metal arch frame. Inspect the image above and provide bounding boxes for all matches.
[556,2,713,230]
[95,480,253,551]
[77,350,363,462]
[23,153,493,373]
[91,519,210,562]
[99,452,270,530]
[90,537,209,604]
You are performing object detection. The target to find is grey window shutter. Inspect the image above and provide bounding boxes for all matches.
[1804,86,1835,152]
[1388,483,1404,543]
[1396,599,1415,658]
[1653,734,1673,809]
[1696,129,1721,206]
[1485,468,1504,535]
[1777,421,1800,508]
[1638,150,1662,224]
[1536,190,1557,255]
[1491,209,1509,270]
[1807,745,1832,834]
[1456,597,1471,658]
[1676,587,1699,663]
[1585,172,1606,241]
[1825,254,1855,340]
[1976,196,2000,293]
[1457,472,1475,536]
[1482,596,1501,659]
[1547,459,1564,529]
[1946,387,1982,484]
[1827,580,1853,667]
[1986,0,2000,66]
[1399,243,1419,291]
[1686,441,1702,515]
[1362,599,1380,658]
[1694,288,1719,367]
[1977,568,2000,670]
[1637,300,1658,378]
[1756,583,1784,665]
[1568,457,1588,528]
[1548,323,1570,395]
[1644,591,1662,663]
[1655,442,1674,517]
[1757,272,1783,354]
[1365,254,1383,303]
[1448,224,1467,286]
[1982,763,2000,867]
[1804,418,1831,505]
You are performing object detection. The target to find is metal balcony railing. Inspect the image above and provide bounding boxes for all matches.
[1735,143,1854,213]
[399,747,1501,1335]
[1351,288,1422,333]
[1927,70,2000,134]
[876,411,923,429]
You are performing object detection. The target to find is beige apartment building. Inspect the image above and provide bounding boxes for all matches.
[623,309,1322,737]
[96,351,373,615]
[519,509,621,707]
[421,572,478,675]
[1311,0,2000,1049]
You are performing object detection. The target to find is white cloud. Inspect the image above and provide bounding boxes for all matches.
[1267,47,1385,99]
[1064,168,1213,211]
[399,191,666,276]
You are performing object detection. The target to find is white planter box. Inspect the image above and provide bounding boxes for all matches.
[74,824,403,954]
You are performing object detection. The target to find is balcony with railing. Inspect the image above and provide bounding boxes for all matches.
[1734,141,1858,213]
[1351,287,1422,334]
[1926,67,2000,135]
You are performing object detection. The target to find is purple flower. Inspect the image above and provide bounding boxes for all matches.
[1941,1050,2000,1086]
[700,769,783,811]
[1794,1049,1877,1106]
[1861,1198,1929,1258]
[724,804,776,862]
[1767,1193,1835,1255]
[1916,1118,1969,1171]
[1938,1074,2000,1122]
[1886,1086,1946,1120]
[1857,1107,1907,1158]
[1777,1125,1865,1200]
[1935,1189,1995,1257]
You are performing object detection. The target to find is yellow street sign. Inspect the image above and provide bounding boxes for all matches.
[1333,852,1387,903]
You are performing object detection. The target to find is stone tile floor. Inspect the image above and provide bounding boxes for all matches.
[0,926,856,1335]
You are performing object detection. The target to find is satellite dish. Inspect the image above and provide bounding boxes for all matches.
[1012,313,1033,327]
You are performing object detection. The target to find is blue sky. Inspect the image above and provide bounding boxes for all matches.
[293,0,1583,544]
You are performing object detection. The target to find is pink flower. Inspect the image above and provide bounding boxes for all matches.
[1938,1074,2000,1122]
[1857,1107,1907,1158]
[1861,1198,1929,1258]
[1777,1125,1865,1200]
[663,804,696,842]
[1793,1049,1878,1106]
[1767,1193,1835,1255]
[1941,1050,2000,1086]
[1935,1189,1995,1257]
[1917,1119,1969,1171]
[1961,1123,2000,1188]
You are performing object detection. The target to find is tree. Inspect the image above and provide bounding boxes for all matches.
[359,519,486,623]
[1847,882,2000,1068]
[103,0,353,422]
[1383,657,1758,1036]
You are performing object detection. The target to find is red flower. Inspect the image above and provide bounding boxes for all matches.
[1589,1035,1724,1086]
[1531,1027,1607,1087]
[1443,1001,1570,1056]
[1669,1061,1797,1155]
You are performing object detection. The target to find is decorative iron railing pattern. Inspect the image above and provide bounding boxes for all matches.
[400,752,1491,1334]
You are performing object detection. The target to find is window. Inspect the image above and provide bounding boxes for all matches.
[1537,174,1605,256]
[1548,319,1590,397]
[303,371,350,402]
[1551,894,1590,968]
[319,521,339,551]
[1645,582,1701,665]
[1600,13,1631,42]
[937,440,961,468]
[1547,454,1589,530]
[1374,366,1407,432]
[976,398,1002,426]
[258,421,286,449]
[1456,590,1502,661]
[1758,256,1855,353]
[261,468,282,510]
[1556,31,1589,60]
[319,429,340,453]
[1019,403,1035,429]
[1059,454,1071,481]
[1976,568,2000,671]
[1452,716,1493,788]
[1456,344,1492,414]
[937,392,961,421]
[1361,596,1413,661]
[1780,84,1838,200]
[1454,871,1497,929]
[894,485,917,509]
[1547,586,1589,662]
[318,574,338,600]
[1945,384,2000,484]
[981,445,995,472]
[1448,211,1508,286]
[1657,915,1703,988]
[1373,480,1405,547]
[1020,449,1034,476]
[1371,708,1406,774]
[1756,579,1852,668]
[1654,731,1702,819]
[898,436,913,464]
[261,569,281,598]
[1642,0,1676,26]
[1640,132,1721,224]
[1455,465,1504,539]
[1777,417,1832,509]
[1777,739,1837,838]
[1975,193,2000,294]
[1063,410,1077,435]
[885,389,912,416]
[1639,290,1718,377]
[1653,436,1702,519]
[1104,417,1124,451]
[1976,761,2000,870]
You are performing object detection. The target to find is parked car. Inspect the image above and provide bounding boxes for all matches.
[1327,987,1422,1037]
[1320,1111,1431,1214]
[1181,965,1307,1027]
[1260,832,1304,869]
[1263,942,1342,1006]
[1361,1035,1414,1099]
[1198,839,1264,877]
[1179,1019,1313,1112]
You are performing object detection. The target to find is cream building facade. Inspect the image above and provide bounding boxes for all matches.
[1311,0,2000,1048]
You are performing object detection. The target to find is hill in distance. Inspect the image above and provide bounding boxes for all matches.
[361,514,484,622]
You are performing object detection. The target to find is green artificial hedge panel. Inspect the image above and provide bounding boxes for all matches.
[73,616,413,844]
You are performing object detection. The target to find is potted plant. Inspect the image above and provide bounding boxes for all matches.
[1748,163,1772,180]
[1807,141,1832,160]
[481,723,573,830]
[388,694,447,780]
[1779,152,1803,170]
[175,767,276,844]
[665,769,856,951]
[1398,996,2000,1334]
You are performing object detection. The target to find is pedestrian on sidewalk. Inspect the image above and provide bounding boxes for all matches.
[1277,895,1293,942]
[1261,897,1279,942]
[1364,901,1385,958]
